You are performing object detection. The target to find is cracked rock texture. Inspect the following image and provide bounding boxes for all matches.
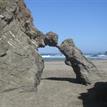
[0,0,45,92]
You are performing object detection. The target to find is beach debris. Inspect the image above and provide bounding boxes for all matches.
[57,39,100,85]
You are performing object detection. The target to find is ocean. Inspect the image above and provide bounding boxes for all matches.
[41,53,107,61]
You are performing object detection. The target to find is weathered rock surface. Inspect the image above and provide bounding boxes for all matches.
[45,32,58,46]
[0,0,44,92]
[57,39,100,85]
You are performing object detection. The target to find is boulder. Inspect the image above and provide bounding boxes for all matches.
[0,0,44,92]
[45,32,58,46]
[57,39,100,85]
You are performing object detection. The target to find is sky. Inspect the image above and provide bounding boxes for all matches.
[25,0,107,54]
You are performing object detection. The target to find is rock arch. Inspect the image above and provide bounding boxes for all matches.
[43,32,101,85]
[0,0,101,95]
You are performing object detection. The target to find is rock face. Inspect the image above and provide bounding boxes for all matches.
[0,0,45,92]
[57,39,100,85]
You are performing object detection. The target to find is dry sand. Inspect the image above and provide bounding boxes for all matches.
[0,60,107,107]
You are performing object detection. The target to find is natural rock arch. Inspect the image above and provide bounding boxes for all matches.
[44,32,101,85]
[0,0,101,95]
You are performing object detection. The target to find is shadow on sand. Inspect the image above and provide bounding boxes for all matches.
[42,77,84,85]
[79,82,107,107]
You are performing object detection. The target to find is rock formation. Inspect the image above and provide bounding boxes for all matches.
[57,39,100,85]
[0,0,101,94]
[42,32,100,85]
[45,32,58,46]
[0,0,45,92]
[0,0,104,107]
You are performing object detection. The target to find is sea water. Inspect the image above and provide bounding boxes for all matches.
[41,53,107,61]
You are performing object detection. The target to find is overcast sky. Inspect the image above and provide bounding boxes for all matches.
[25,0,107,53]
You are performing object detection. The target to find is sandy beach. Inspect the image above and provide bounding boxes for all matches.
[36,60,107,107]
[0,59,107,107]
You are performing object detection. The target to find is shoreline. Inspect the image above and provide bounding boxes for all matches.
[43,57,107,62]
